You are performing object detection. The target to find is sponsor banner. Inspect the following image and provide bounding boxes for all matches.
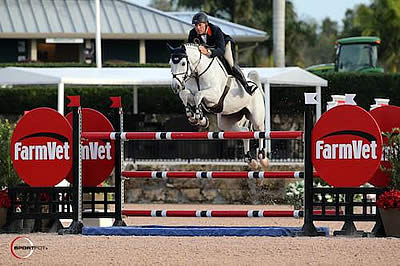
[312,105,382,187]
[11,108,72,187]
[369,105,400,187]
[65,108,115,187]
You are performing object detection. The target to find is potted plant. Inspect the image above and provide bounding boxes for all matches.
[377,128,400,237]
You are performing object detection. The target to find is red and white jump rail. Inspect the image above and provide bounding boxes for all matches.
[122,171,320,180]
[81,131,303,141]
[122,209,341,218]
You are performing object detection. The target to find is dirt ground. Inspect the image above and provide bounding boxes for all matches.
[0,204,399,265]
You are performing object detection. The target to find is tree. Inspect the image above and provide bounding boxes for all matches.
[150,0,175,11]
[349,0,400,72]
[174,0,253,23]
[172,0,318,67]
[341,9,363,37]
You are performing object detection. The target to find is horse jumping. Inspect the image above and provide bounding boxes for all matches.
[168,43,268,170]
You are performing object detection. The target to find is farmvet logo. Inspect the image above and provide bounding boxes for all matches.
[315,130,378,160]
[81,142,112,160]
[14,132,70,161]
[10,236,48,259]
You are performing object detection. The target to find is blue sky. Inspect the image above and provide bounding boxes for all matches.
[135,0,372,25]
[291,0,371,25]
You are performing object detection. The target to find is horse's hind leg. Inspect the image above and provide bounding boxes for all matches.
[245,91,269,170]
[218,113,258,169]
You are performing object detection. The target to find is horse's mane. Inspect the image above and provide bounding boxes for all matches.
[183,43,213,62]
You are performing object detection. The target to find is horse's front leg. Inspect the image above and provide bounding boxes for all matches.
[179,89,198,126]
[193,105,209,128]
[192,90,217,128]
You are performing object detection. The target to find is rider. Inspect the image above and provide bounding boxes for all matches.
[188,11,257,95]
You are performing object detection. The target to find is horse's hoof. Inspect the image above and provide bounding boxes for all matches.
[200,117,209,128]
[244,153,252,164]
[259,158,269,171]
[188,118,199,126]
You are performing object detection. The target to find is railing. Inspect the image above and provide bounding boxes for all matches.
[124,139,304,163]
[122,114,304,163]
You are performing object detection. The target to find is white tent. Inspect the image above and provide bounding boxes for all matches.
[0,67,327,152]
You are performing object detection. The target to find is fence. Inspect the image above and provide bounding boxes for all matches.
[124,139,303,162]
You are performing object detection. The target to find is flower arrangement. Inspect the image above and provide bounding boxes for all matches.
[377,190,400,210]
[285,181,304,209]
[378,128,400,208]
[0,189,11,209]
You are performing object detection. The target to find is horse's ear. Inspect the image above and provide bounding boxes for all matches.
[166,43,174,53]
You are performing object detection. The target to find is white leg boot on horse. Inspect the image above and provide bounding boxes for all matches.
[194,106,209,128]
[245,71,269,171]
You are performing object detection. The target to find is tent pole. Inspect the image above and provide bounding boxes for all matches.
[263,82,271,154]
[316,86,321,120]
[57,82,64,115]
[95,0,102,68]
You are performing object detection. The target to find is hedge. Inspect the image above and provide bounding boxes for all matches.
[1,72,400,117]
[0,86,182,116]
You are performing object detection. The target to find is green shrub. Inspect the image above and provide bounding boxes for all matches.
[0,86,182,116]
[0,119,21,188]
[1,72,400,117]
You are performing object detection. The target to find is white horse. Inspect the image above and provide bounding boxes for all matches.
[168,43,268,170]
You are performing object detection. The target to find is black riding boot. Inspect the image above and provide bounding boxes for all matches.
[232,65,257,95]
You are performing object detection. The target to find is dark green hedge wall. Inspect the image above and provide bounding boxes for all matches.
[1,72,399,116]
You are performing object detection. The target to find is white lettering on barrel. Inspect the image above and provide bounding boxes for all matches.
[81,142,112,160]
[316,140,377,159]
[14,142,70,160]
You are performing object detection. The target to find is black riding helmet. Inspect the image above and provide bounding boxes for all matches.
[192,12,208,24]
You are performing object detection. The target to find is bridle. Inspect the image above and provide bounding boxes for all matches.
[170,46,216,93]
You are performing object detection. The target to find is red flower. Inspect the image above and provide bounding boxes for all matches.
[0,189,11,209]
[377,189,400,209]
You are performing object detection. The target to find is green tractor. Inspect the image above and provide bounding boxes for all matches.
[306,36,384,74]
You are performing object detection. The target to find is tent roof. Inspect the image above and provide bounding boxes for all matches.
[0,67,327,87]
[0,0,267,42]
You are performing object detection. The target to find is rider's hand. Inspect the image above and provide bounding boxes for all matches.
[199,45,211,56]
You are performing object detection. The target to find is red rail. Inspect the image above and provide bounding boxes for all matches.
[122,171,320,179]
[82,131,303,140]
[122,209,341,218]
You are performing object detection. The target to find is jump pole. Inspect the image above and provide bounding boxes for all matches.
[121,209,341,218]
[122,171,320,179]
[82,131,303,140]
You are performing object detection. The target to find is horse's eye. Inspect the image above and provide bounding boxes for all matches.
[182,62,186,66]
